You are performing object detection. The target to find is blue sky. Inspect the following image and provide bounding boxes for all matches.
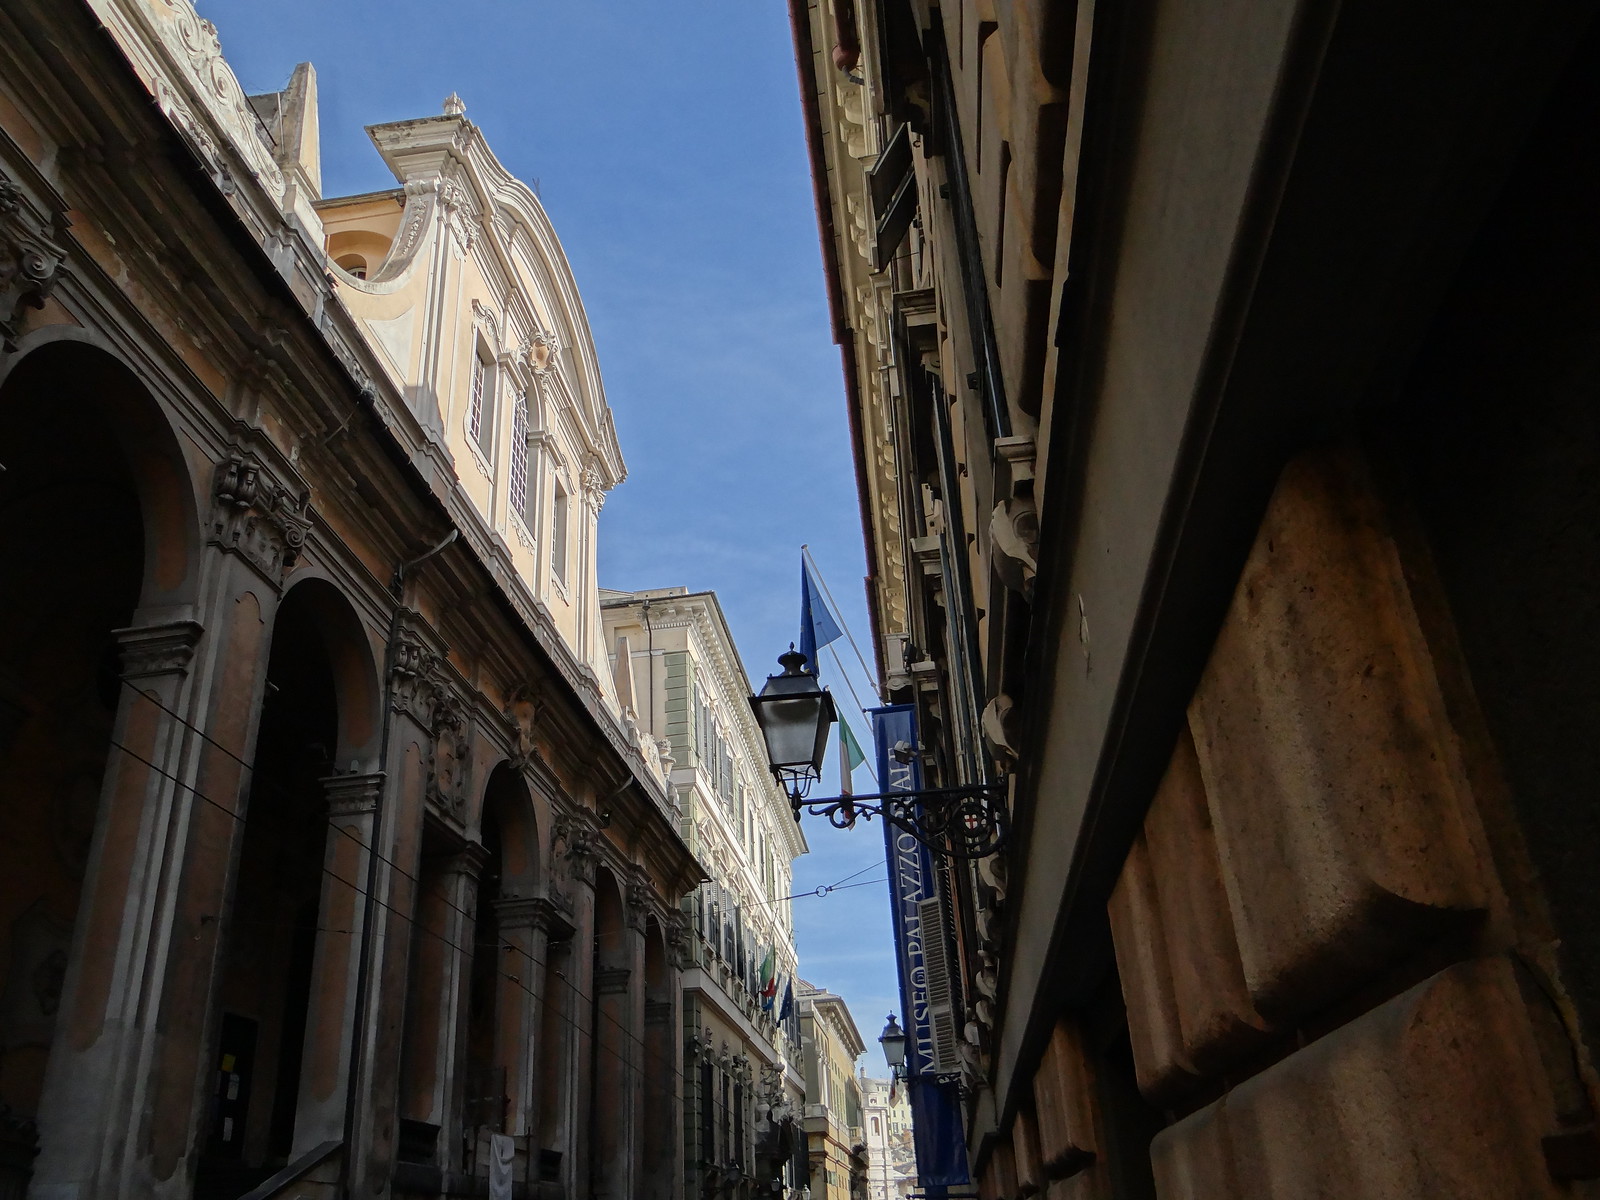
[196,0,897,1064]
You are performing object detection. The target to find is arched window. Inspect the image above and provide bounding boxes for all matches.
[335,253,367,279]
[509,391,530,520]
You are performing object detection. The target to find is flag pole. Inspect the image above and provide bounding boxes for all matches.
[828,643,880,784]
[802,544,883,700]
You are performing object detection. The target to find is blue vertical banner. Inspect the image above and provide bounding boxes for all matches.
[874,705,971,1193]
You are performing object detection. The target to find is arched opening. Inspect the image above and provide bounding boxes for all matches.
[334,253,368,280]
[0,339,194,1185]
[200,579,378,1193]
[461,765,542,1174]
[641,918,674,1200]
[465,789,507,1137]
[589,867,629,1200]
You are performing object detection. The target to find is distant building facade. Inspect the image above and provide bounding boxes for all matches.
[794,1,1600,1199]
[0,4,698,1200]
[601,589,809,1198]
[798,983,868,1200]
[860,1077,915,1200]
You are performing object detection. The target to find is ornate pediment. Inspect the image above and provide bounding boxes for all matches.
[87,0,284,200]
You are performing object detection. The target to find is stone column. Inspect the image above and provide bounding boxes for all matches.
[400,843,488,1171]
[31,498,300,1198]
[29,616,207,1199]
[547,822,596,1200]
[592,963,633,1200]
[491,897,553,1140]
[347,642,439,1198]
[650,912,687,1200]
[291,772,385,1152]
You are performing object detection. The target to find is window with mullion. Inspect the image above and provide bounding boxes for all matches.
[468,352,488,446]
[509,392,530,520]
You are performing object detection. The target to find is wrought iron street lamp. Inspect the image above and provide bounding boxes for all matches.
[878,1014,908,1076]
[878,1012,965,1093]
[747,650,1007,860]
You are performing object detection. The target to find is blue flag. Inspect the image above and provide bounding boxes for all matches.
[778,979,794,1023]
[799,557,844,676]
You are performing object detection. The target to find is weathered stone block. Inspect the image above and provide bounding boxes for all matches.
[1033,1017,1098,1176]
[981,1137,1020,1200]
[1108,832,1198,1102]
[1013,1106,1046,1196]
[1142,723,1271,1075]
[1190,448,1487,1020]
[1149,956,1565,1199]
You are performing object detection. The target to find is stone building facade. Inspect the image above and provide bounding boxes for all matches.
[794,0,1600,1198]
[600,589,808,1199]
[0,3,699,1199]
[797,984,867,1200]
[860,1077,915,1200]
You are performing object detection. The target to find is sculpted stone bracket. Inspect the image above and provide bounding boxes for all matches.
[0,171,68,353]
[211,449,313,582]
[503,686,547,775]
[624,875,653,934]
[550,811,599,888]
[389,615,472,824]
[664,910,690,971]
[114,619,204,681]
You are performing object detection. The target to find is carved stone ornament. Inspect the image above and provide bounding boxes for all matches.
[504,687,545,772]
[211,450,313,581]
[625,876,653,933]
[110,0,286,196]
[528,327,561,376]
[0,172,68,353]
[580,455,607,514]
[664,909,691,971]
[425,688,470,821]
[471,298,500,350]
[551,814,597,887]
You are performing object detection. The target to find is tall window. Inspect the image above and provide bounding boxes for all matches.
[551,479,569,583]
[468,350,493,449]
[509,392,530,519]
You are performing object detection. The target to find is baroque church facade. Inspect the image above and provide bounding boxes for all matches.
[0,2,701,1198]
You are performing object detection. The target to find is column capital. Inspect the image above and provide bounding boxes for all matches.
[444,840,493,881]
[322,771,385,817]
[595,965,631,994]
[115,619,204,681]
[494,895,575,940]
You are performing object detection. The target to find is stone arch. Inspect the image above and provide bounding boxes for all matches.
[0,334,200,1139]
[459,762,546,1146]
[199,576,383,1175]
[478,763,540,897]
[272,575,383,773]
[0,331,201,610]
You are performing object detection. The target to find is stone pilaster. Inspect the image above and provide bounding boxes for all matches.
[491,896,563,1138]
[400,840,489,1171]
[291,771,385,1151]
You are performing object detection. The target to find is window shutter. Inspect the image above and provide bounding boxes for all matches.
[917,897,961,1071]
